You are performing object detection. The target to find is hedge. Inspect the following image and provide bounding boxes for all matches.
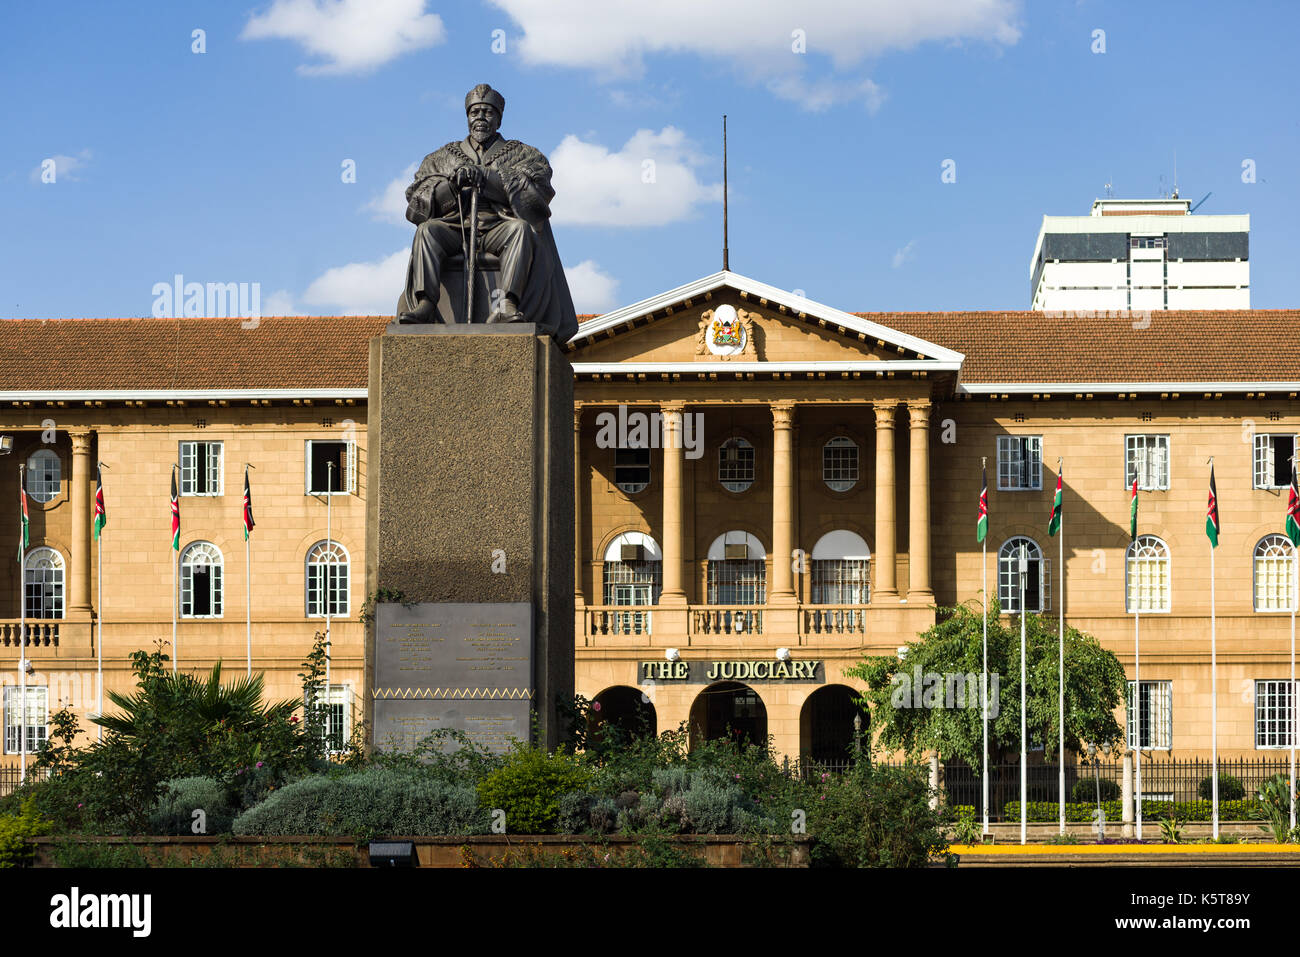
[1002,799,1261,823]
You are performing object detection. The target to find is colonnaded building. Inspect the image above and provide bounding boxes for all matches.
[1,268,1297,769]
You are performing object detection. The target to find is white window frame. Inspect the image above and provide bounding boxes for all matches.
[3,686,48,755]
[23,546,65,620]
[305,684,351,754]
[719,437,756,493]
[305,439,357,495]
[306,541,350,618]
[996,537,1050,613]
[1253,535,1295,612]
[25,449,61,503]
[1255,679,1297,749]
[180,541,224,618]
[178,440,223,496]
[996,436,1041,491]
[1126,680,1173,751]
[822,436,859,492]
[1126,535,1171,613]
[1125,434,1170,491]
[1253,433,1298,490]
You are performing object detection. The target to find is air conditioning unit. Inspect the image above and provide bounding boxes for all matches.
[724,543,748,560]
[620,544,645,562]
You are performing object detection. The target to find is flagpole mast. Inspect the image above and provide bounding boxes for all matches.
[1134,476,1142,842]
[325,460,334,751]
[95,462,108,742]
[18,464,27,779]
[172,463,179,675]
[1019,543,1027,846]
[1291,455,1297,834]
[245,463,253,678]
[1208,457,1218,839]
[981,457,989,838]
[1058,457,1065,835]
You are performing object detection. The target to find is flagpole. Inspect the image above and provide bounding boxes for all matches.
[1132,477,1142,841]
[325,460,334,751]
[245,464,254,678]
[1291,457,1298,833]
[1208,457,1218,839]
[18,464,27,779]
[1019,543,1027,846]
[981,457,989,838]
[96,462,108,743]
[1058,457,1065,835]
[172,463,179,675]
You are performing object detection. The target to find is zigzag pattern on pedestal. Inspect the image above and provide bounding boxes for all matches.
[372,687,533,700]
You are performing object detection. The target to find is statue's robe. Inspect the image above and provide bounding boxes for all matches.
[401,133,578,342]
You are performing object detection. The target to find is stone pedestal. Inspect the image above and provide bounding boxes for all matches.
[365,324,574,753]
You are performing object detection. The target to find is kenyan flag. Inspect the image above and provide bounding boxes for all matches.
[170,471,180,551]
[243,469,255,541]
[93,466,107,540]
[1048,470,1062,537]
[18,482,29,563]
[976,466,988,543]
[1130,476,1139,542]
[1287,461,1300,548]
[1205,464,1219,548]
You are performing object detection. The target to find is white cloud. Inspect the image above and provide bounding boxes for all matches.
[892,239,918,269]
[565,261,619,314]
[241,0,445,75]
[301,248,407,314]
[261,289,300,315]
[767,75,885,113]
[365,162,419,226]
[488,0,1019,107]
[29,149,92,184]
[550,127,722,227]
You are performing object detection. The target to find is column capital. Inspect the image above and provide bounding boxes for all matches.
[660,401,686,415]
[69,429,93,454]
[906,399,933,425]
[872,399,899,428]
[771,401,796,430]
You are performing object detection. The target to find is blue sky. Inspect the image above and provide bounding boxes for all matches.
[2,0,1296,319]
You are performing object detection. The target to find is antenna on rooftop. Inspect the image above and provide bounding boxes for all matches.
[1190,191,1212,213]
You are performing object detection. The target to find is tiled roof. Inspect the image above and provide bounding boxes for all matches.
[867,310,1300,384]
[0,317,390,392]
[2,310,1298,391]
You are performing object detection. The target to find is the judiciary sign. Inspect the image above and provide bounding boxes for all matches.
[639,659,823,683]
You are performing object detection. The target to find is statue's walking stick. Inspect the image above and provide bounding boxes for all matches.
[464,180,480,323]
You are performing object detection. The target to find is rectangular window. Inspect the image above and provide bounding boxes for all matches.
[707,560,766,605]
[306,440,356,494]
[1253,434,1297,489]
[997,436,1042,490]
[1125,434,1170,490]
[614,448,650,494]
[811,559,870,605]
[179,441,223,496]
[3,686,48,754]
[305,685,350,754]
[1256,680,1297,749]
[1126,680,1172,750]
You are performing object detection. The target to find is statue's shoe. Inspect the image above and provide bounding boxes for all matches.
[398,298,439,324]
[486,301,525,324]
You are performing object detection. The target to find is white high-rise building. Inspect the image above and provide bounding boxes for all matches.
[1030,197,1249,312]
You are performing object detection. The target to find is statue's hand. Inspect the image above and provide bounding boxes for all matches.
[455,165,484,189]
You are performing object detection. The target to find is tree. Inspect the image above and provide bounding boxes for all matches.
[845,599,1127,772]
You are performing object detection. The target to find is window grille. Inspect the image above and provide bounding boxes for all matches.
[1126,680,1172,750]
[996,436,1041,490]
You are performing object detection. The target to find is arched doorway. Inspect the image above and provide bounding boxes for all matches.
[588,686,657,748]
[800,685,868,765]
[688,682,767,749]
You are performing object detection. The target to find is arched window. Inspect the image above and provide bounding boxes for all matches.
[1254,535,1295,612]
[24,547,64,619]
[718,437,755,492]
[600,533,662,636]
[25,450,61,503]
[614,448,650,495]
[997,537,1050,613]
[1126,535,1171,613]
[180,541,223,618]
[706,532,766,604]
[810,530,870,604]
[306,541,349,617]
[822,437,859,492]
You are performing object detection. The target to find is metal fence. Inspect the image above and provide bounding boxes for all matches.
[943,757,1294,820]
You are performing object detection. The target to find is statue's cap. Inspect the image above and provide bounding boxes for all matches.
[465,83,505,114]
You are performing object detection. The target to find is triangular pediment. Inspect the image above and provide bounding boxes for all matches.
[567,271,963,372]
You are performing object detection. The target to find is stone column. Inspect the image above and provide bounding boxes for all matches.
[907,399,933,601]
[872,401,899,601]
[660,403,687,606]
[573,406,585,606]
[770,402,797,605]
[68,430,94,619]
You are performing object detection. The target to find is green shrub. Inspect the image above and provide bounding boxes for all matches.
[232,767,487,837]
[50,842,148,868]
[0,798,53,868]
[1256,774,1297,842]
[1071,777,1121,802]
[808,763,949,867]
[1003,799,1259,823]
[476,745,591,834]
[1198,774,1245,801]
[149,777,236,835]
